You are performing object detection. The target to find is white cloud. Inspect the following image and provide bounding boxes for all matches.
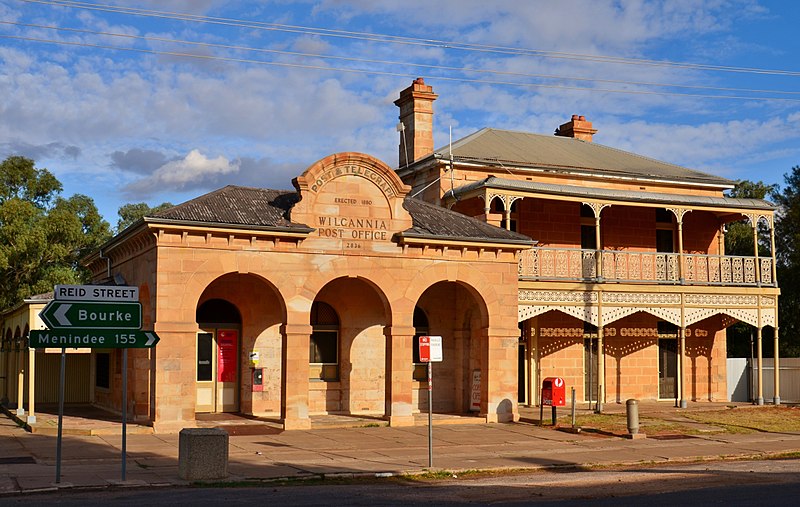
[597,114,800,176]
[123,149,239,197]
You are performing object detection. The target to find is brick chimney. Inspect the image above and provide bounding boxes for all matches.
[555,114,597,142]
[394,78,438,168]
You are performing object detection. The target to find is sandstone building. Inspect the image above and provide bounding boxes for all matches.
[1,79,780,430]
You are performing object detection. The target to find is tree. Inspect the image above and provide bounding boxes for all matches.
[0,156,111,311]
[723,180,777,257]
[723,181,779,357]
[772,166,800,357]
[117,201,173,232]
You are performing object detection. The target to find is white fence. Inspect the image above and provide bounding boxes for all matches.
[727,358,800,403]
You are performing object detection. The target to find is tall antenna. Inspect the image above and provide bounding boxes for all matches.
[447,125,456,199]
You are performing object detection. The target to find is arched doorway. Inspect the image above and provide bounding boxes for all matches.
[414,281,488,415]
[196,298,241,413]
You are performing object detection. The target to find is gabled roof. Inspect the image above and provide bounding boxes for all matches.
[420,128,734,188]
[449,176,775,212]
[147,185,532,245]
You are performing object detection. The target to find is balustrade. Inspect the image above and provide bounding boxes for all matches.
[519,247,774,286]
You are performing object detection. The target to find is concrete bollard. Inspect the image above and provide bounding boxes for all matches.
[178,428,229,481]
[626,399,645,439]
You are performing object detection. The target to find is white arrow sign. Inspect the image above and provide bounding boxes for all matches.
[144,332,158,347]
[54,303,72,326]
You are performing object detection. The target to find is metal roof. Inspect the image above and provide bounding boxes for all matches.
[449,176,775,211]
[425,128,735,187]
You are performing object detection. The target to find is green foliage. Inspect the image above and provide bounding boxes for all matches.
[723,180,779,357]
[0,155,62,208]
[0,156,111,311]
[773,167,800,357]
[116,201,173,232]
[723,180,776,257]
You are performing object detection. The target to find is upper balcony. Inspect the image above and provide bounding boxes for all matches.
[519,247,776,287]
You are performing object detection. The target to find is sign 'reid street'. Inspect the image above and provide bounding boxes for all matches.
[40,301,142,330]
[29,329,160,349]
[55,284,139,302]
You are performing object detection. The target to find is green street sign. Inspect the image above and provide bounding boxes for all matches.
[40,301,142,330]
[29,329,160,349]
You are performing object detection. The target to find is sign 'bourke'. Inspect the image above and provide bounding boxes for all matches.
[29,284,160,349]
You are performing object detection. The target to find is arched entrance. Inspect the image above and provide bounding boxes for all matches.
[196,298,241,413]
[414,281,488,415]
[310,277,390,415]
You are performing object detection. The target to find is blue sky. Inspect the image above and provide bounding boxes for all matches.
[2,0,800,227]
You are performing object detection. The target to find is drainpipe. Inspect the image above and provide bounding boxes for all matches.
[99,248,112,280]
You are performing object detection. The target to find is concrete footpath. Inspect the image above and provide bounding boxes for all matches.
[1,403,799,496]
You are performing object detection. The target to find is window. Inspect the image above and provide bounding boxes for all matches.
[656,229,674,253]
[581,225,597,249]
[196,332,213,382]
[656,208,675,253]
[656,208,673,224]
[412,307,430,381]
[310,301,339,381]
[580,204,599,250]
[95,353,110,389]
[657,321,678,338]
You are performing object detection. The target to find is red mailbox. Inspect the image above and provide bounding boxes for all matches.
[541,377,566,407]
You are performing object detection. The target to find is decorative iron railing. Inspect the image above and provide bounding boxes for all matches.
[518,247,775,286]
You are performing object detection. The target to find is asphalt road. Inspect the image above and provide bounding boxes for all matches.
[3,458,799,506]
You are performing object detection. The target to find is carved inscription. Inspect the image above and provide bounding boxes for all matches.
[317,216,389,241]
[310,165,396,197]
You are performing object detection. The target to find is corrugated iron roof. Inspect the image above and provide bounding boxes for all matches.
[450,176,775,211]
[147,185,531,244]
[429,128,734,187]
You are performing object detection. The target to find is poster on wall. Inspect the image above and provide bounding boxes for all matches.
[470,370,481,412]
[217,330,238,383]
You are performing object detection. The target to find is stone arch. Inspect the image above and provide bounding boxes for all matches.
[403,263,497,329]
[297,256,394,324]
[310,275,392,415]
[192,272,288,415]
[176,263,293,325]
[412,279,490,415]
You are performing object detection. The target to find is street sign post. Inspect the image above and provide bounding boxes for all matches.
[41,284,156,485]
[29,329,159,349]
[40,301,142,330]
[418,335,443,468]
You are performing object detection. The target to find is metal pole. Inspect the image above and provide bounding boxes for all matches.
[749,331,754,403]
[122,348,127,481]
[55,347,65,484]
[571,387,576,429]
[587,338,593,410]
[539,386,544,427]
[427,360,432,468]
